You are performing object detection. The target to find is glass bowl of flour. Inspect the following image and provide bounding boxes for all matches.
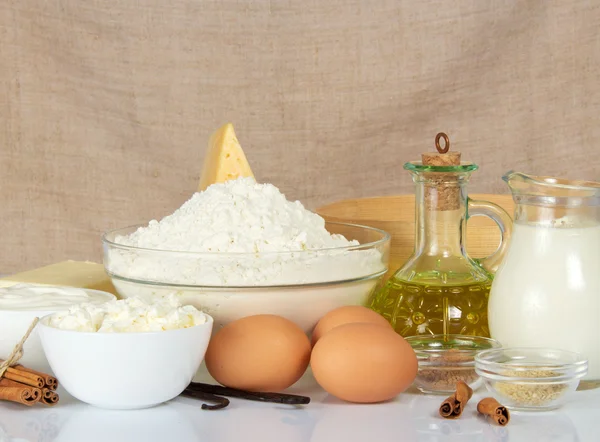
[102,178,390,333]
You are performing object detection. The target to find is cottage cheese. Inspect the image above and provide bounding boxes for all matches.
[47,295,207,333]
[107,177,385,286]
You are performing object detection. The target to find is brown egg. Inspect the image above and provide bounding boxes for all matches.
[205,314,311,392]
[310,322,418,403]
[311,305,392,346]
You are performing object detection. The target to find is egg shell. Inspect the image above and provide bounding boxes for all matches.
[205,314,311,392]
[310,322,418,403]
[311,305,391,346]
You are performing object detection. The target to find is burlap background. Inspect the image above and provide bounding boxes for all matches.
[1,0,598,273]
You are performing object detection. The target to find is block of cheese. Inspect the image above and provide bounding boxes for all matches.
[0,260,118,296]
[198,123,255,191]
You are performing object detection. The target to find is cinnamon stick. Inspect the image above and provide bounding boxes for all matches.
[0,360,58,391]
[477,397,510,426]
[0,318,47,407]
[439,381,473,419]
[41,388,60,406]
[14,364,58,391]
[3,368,44,389]
[0,378,42,406]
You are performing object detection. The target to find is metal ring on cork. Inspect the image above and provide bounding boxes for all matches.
[435,132,450,153]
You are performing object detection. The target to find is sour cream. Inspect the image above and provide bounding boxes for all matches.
[0,284,115,311]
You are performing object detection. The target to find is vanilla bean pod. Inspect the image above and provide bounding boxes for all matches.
[187,382,310,405]
[181,389,230,410]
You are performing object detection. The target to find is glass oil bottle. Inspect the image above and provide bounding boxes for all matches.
[369,133,512,338]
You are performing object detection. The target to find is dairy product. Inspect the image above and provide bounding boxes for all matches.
[489,223,600,380]
[0,261,117,295]
[198,123,255,191]
[47,295,208,333]
[107,177,384,286]
[0,283,115,311]
[0,284,116,374]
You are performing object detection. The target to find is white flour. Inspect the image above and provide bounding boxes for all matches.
[107,178,384,286]
[117,177,357,253]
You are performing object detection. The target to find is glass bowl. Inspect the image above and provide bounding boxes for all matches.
[475,348,588,411]
[405,334,502,394]
[102,222,390,334]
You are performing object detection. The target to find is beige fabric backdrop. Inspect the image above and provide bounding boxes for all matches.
[1,0,599,273]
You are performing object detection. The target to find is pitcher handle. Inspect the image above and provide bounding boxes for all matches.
[466,198,513,275]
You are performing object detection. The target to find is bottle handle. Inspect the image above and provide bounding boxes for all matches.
[466,198,513,275]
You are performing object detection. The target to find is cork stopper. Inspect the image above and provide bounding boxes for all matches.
[422,133,462,211]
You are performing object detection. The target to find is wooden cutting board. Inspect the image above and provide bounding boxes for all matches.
[317,194,515,280]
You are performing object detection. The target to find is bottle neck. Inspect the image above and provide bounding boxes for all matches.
[414,179,468,257]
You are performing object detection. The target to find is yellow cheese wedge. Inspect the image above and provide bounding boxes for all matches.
[198,123,255,191]
[0,260,118,296]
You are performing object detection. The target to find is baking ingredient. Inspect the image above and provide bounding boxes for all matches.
[311,305,391,346]
[205,315,311,392]
[0,364,58,391]
[494,369,569,407]
[0,365,43,388]
[0,261,116,295]
[439,381,473,419]
[369,137,506,339]
[183,382,310,410]
[118,177,355,254]
[310,322,417,403]
[181,388,230,410]
[489,223,600,381]
[41,388,59,406]
[371,279,491,337]
[0,379,41,406]
[0,285,113,374]
[110,177,383,286]
[477,397,510,426]
[0,284,114,311]
[19,365,57,390]
[198,123,255,191]
[0,361,58,407]
[414,348,479,392]
[46,295,207,333]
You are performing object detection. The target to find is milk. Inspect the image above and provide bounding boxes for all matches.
[489,223,600,380]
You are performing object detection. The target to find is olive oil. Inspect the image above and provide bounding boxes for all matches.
[378,135,511,339]
[369,277,491,337]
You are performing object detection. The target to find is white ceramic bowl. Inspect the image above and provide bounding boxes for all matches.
[38,314,213,410]
[102,222,390,334]
[0,288,115,374]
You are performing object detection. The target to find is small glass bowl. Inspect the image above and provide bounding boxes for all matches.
[405,334,501,394]
[475,348,588,411]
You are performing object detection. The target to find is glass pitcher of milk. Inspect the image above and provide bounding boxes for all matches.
[489,171,600,388]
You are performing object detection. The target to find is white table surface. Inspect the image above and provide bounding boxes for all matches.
[1,370,598,442]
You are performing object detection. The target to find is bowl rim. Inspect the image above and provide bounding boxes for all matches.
[474,347,589,381]
[37,311,214,337]
[405,335,502,367]
[101,221,391,256]
[405,334,502,352]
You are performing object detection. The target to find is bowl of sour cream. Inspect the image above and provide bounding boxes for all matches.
[0,284,115,373]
